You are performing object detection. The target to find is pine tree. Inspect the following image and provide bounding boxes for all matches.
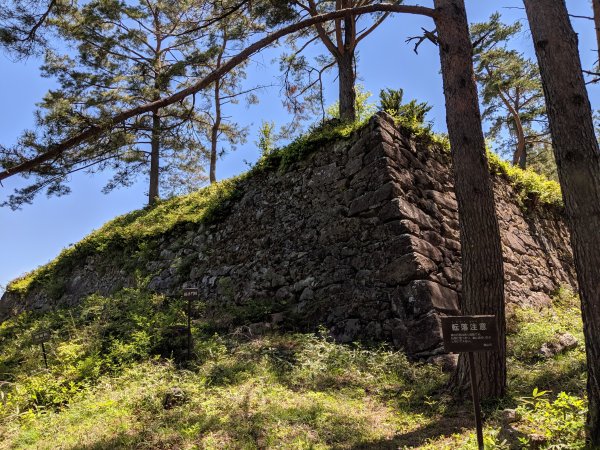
[280,0,402,122]
[524,0,600,443]
[471,13,551,170]
[434,0,506,400]
[3,0,228,208]
[0,2,437,183]
[193,8,262,184]
[0,0,60,56]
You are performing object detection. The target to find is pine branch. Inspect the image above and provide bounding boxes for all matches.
[0,3,436,182]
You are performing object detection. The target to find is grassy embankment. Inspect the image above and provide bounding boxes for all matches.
[1,114,578,449]
[0,286,587,449]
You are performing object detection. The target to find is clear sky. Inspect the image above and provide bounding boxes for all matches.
[1,0,598,292]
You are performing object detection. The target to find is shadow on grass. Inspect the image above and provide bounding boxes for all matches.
[509,353,587,397]
[351,409,473,449]
[67,431,149,450]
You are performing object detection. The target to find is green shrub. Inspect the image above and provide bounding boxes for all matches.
[507,287,583,363]
[0,289,190,416]
[380,88,433,133]
[253,117,369,173]
[514,389,586,448]
[507,286,586,397]
[326,84,377,123]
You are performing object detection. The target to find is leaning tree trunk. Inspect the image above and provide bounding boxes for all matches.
[148,111,161,206]
[501,97,527,169]
[434,0,506,400]
[523,0,600,444]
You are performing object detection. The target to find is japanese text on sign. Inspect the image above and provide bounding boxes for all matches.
[183,288,199,299]
[440,315,498,353]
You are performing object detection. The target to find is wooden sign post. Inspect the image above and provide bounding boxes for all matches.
[182,288,199,360]
[441,315,499,450]
[32,330,51,369]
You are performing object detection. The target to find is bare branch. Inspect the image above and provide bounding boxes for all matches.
[569,14,594,21]
[22,0,56,43]
[405,27,438,54]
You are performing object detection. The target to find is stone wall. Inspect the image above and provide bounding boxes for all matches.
[0,113,576,358]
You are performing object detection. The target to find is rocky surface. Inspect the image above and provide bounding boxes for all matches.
[0,113,576,358]
[540,332,578,358]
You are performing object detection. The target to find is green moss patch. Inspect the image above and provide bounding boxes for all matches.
[488,151,563,208]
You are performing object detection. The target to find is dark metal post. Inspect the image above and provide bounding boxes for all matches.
[41,342,48,369]
[468,351,484,450]
[187,294,192,360]
[183,288,199,362]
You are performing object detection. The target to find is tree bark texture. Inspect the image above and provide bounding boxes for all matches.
[523,0,600,444]
[337,50,356,121]
[434,0,506,400]
[496,92,527,168]
[148,111,160,206]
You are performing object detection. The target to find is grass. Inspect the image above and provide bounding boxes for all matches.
[0,285,588,449]
[252,116,369,173]
[507,286,586,398]
[488,151,563,209]
[0,288,447,448]
[6,177,246,297]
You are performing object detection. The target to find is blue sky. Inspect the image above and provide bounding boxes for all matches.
[1,0,598,291]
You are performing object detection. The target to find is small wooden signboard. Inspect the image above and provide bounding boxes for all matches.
[32,330,51,345]
[183,288,199,300]
[32,330,51,369]
[441,315,498,450]
[441,315,499,353]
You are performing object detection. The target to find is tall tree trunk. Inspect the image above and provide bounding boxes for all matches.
[210,79,222,184]
[512,125,527,168]
[337,51,356,121]
[593,0,600,68]
[148,111,160,206]
[338,0,356,122]
[434,0,506,400]
[210,36,225,185]
[523,0,600,444]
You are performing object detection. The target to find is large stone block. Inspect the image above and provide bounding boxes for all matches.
[379,253,437,285]
[387,234,443,263]
[379,197,438,230]
[406,311,443,355]
[403,280,460,317]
